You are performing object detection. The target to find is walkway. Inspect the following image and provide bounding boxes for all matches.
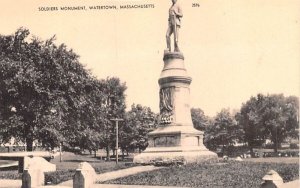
[282,179,299,188]
[59,165,163,186]
[0,165,165,188]
[0,180,21,188]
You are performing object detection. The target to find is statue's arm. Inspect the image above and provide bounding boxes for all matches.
[175,5,183,17]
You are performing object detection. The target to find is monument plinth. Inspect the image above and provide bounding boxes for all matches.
[133,52,217,164]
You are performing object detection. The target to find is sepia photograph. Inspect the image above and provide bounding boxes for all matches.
[0,0,299,187]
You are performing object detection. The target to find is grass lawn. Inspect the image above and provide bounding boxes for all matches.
[0,152,135,185]
[104,159,299,188]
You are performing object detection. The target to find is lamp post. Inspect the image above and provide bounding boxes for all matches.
[110,118,123,164]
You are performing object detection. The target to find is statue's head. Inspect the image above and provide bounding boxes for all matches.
[172,0,177,4]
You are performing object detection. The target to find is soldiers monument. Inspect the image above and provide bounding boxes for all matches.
[134,0,217,164]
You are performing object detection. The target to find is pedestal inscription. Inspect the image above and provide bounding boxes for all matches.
[154,135,179,147]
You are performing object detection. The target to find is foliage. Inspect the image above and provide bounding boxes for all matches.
[235,95,266,153]
[0,170,21,180]
[204,109,243,150]
[45,169,75,185]
[290,143,299,149]
[63,77,107,153]
[121,104,158,153]
[236,94,299,153]
[260,94,299,152]
[0,28,101,150]
[98,77,127,159]
[262,150,299,157]
[223,145,249,157]
[0,28,128,152]
[191,108,209,131]
[105,161,299,187]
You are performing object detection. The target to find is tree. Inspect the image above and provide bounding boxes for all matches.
[67,78,106,154]
[236,94,299,153]
[0,28,105,151]
[235,94,266,154]
[205,109,242,151]
[284,96,299,139]
[98,77,127,160]
[121,104,158,154]
[259,94,299,152]
[191,108,209,131]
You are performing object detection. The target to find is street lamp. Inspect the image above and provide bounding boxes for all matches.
[110,118,123,164]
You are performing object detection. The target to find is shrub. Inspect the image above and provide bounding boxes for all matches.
[149,157,186,166]
[290,143,299,149]
[226,146,249,157]
[263,151,299,157]
[45,170,76,185]
[0,170,21,180]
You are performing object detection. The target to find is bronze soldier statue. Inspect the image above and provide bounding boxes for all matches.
[166,0,183,52]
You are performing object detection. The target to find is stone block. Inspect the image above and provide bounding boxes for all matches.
[21,168,44,188]
[73,162,96,188]
[24,156,56,172]
[261,170,283,188]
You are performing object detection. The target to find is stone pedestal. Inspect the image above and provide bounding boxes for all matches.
[73,162,96,188]
[134,52,217,164]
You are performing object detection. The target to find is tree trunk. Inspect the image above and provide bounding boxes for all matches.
[122,149,125,160]
[106,146,110,161]
[94,150,97,158]
[248,141,254,157]
[26,138,33,151]
[274,142,278,153]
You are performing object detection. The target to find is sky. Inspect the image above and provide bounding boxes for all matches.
[0,0,299,116]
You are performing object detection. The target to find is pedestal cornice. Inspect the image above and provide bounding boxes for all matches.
[159,76,192,85]
[163,52,184,61]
